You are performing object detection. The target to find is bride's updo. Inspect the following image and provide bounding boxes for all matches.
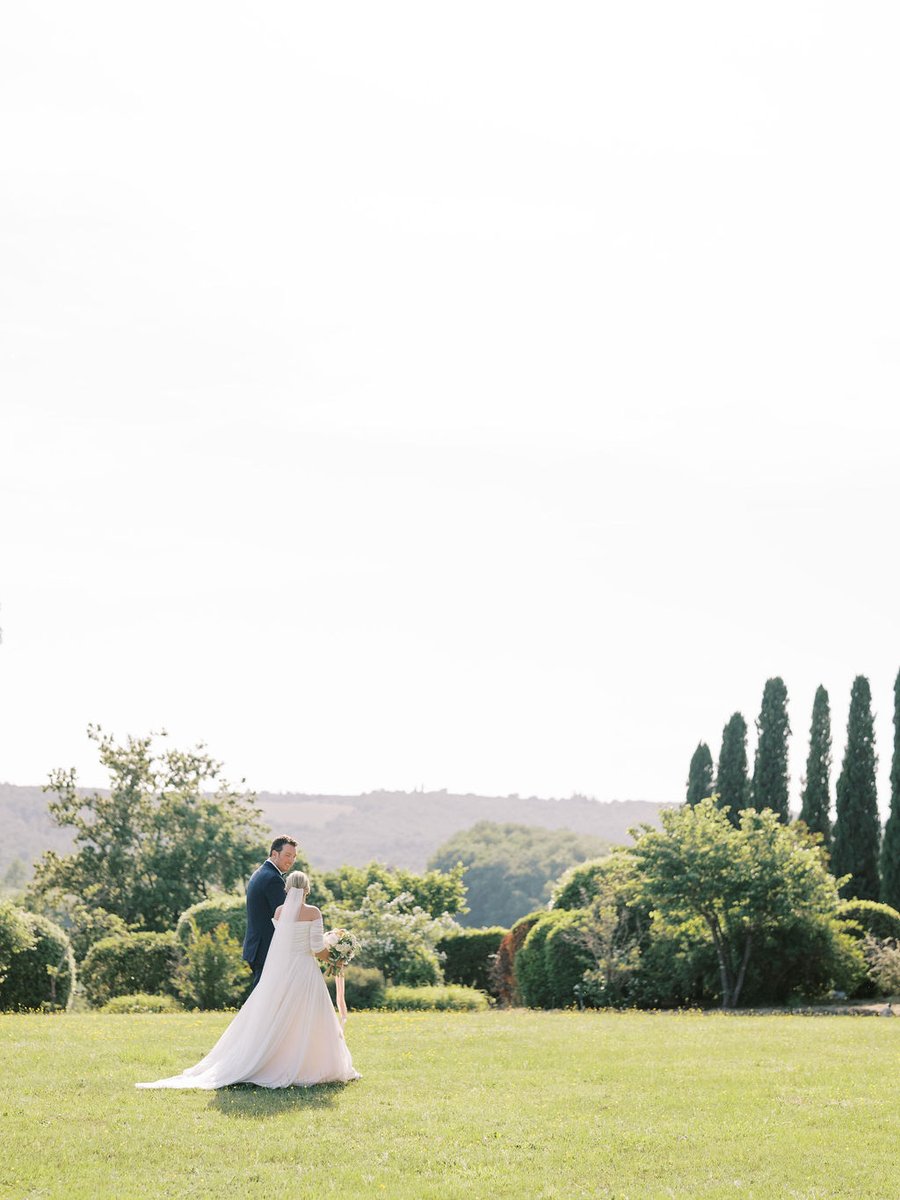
[285,870,310,896]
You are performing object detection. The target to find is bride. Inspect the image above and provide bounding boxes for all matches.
[136,871,360,1089]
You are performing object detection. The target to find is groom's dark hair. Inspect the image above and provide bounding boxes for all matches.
[270,835,298,854]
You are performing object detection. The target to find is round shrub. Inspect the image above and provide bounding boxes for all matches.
[176,895,246,947]
[543,912,595,1008]
[0,901,33,989]
[101,992,184,1014]
[324,965,386,1011]
[551,858,610,911]
[381,985,489,1011]
[516,912,571,1008]
[838,900,900,941]
[437,927,507,995]
[81,931,179,1007]
[0,910,76,1011]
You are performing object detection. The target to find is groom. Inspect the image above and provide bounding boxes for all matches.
[243,835,298,989]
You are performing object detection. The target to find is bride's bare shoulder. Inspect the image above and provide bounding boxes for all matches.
[301,904,322,921]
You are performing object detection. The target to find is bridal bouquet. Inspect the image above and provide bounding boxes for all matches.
[322,928,359,978]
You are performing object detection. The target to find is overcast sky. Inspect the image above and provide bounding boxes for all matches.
[1,3,898,816]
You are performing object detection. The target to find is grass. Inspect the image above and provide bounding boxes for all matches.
[2,1008,898,1199]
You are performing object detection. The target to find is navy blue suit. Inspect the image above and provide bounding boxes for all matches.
[243,860,286,989]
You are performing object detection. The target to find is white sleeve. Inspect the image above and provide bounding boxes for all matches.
[309,915,325,953]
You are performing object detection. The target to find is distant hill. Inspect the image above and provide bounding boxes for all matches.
[257,789,671,871]
[0,781,671,879]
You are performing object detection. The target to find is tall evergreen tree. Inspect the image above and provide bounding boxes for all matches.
[716,713,750,826]
[799,685,832,847]
[832,675,881,900]
[880,668,900,910]
[752,677,791,821]
[686,742,714,806]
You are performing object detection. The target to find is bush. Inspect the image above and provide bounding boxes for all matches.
[100,992,184,1013]
[81,931,179,1007]
[324,965,386,1011]
[863,937,900,997]
[838,900,900,941]
[0,910,75,1011]
[551,858,611,911]
[175,895,246,947]
[516,912,571,1008]
[543,913,595,1008]
[490,912,542,1006]
[437,927,507,995]
[381,985,489,1011]
[175,925,250,1010]
[0,901,33,989]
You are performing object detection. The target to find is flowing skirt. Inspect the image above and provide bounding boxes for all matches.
[136,948,360,1089]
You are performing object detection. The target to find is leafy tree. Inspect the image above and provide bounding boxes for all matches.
[832,677,881,901]
[428,821,610,928]
[318,862,466,920]
[715,713,750,825]
[800,685,833,847]
[630,798,852,1008]
[686,743,714,807]
[881,668,900,910]
[31,726,269,931]
[752,677,791,821]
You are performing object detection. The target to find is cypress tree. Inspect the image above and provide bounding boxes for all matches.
[880,668,900,910]
[716,713,750,826]
[752,676,791,822]
[686,742,714,806]
[799,685,832,847]
[832,675,881,900]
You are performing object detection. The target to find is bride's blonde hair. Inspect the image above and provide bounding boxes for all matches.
[285,870,310,894]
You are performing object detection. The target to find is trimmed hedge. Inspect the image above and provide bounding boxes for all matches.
[324,965,386,1011]
[101,992,184,1014]
[175,895,247,947]
[491,912,543,1006]
[515,912,571,1008]
[437,927,507,995]
[81,931,179,1007]
[381,985,489,1011]
[838,900,900,942]
[0,911,76,1011]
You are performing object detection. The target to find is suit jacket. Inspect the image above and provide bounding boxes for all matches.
[243,860,286,966]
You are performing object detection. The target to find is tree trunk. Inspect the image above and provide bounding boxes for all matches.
[731,932,754,1008]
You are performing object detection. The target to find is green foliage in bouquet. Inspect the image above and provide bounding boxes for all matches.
[0,909,75,1011]
[436,927,507,995]
[175,924,249,1010]
[81,931,179,1007]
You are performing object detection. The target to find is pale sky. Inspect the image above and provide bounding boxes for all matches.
[1,3,898,817]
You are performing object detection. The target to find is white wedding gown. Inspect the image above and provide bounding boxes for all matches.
[136,893,360,1089]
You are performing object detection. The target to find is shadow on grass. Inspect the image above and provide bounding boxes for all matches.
[208,1081,350,1117]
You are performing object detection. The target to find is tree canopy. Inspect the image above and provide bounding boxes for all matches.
[832,676,881,901]
[428,821,611,928]
[800,685,832,847]
[630,798,848,1008]
[686,743,714,806]
[752,677,790,821]
[715,712,750,824]
[31,726,270,931]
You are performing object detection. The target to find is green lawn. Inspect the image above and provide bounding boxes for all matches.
[2,1009,898,1199]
